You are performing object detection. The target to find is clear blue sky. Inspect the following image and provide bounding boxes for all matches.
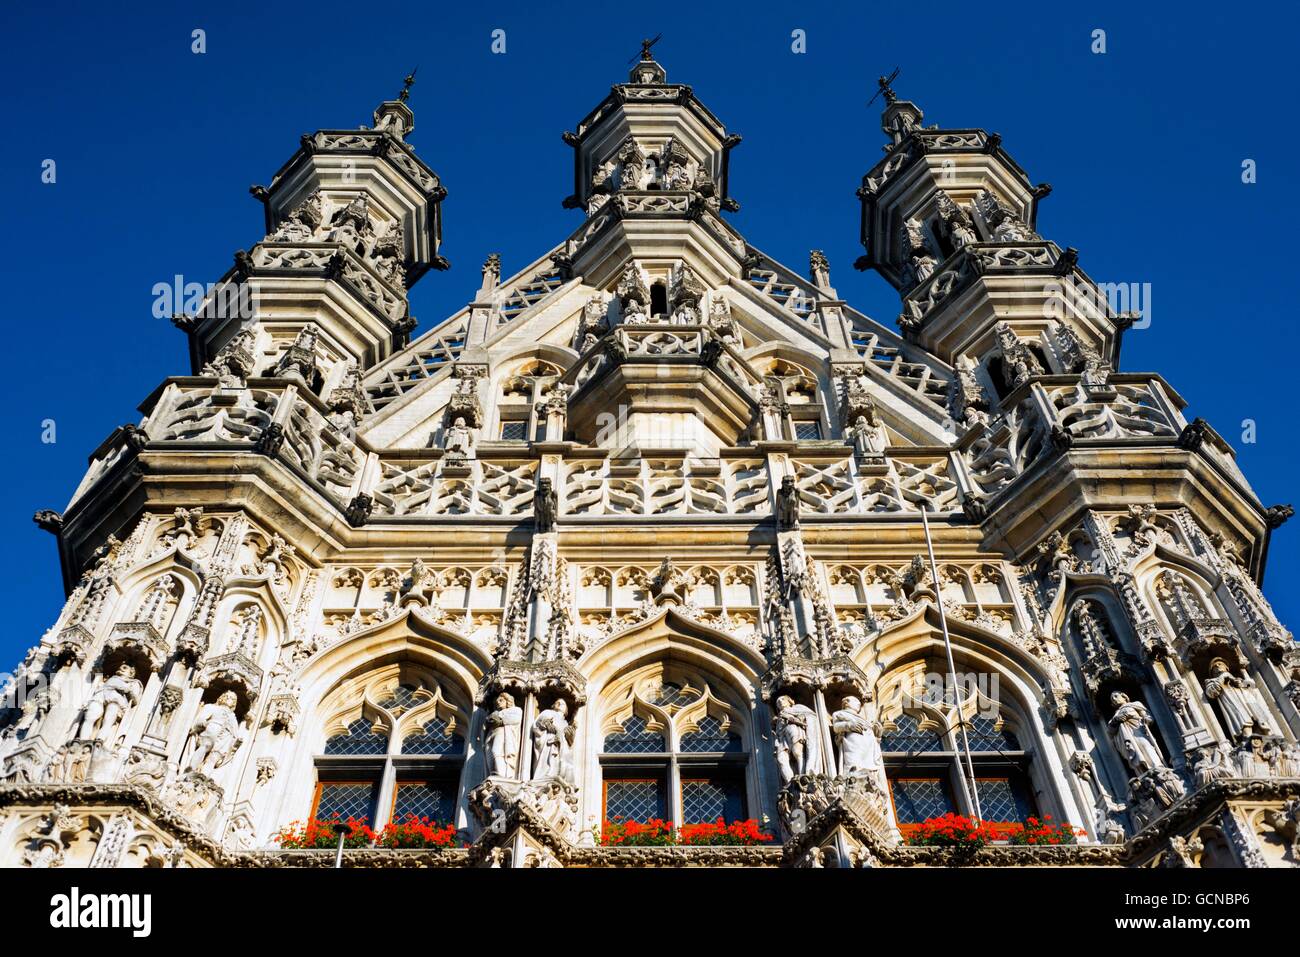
[1,1,1296,669]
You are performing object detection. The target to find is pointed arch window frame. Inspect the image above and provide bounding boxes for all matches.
[598,676,749,827]
[878,693,1037,831]
[311,673,469,830]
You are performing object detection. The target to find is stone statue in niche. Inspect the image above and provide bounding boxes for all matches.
[773,695,823,784]
[484,692,523,778]
[185,691,244,775]
[831,695,883,778]
[1203,658,1276,740]
[849,411,887,457]
[531,698,575,783]
[1107,691,1167,775]
[443,416,475,462]
[76,663,143,744]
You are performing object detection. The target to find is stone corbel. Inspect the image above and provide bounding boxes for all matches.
[264,695,300,736]
[102,621,170,675]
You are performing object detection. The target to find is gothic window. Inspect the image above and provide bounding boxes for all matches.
[863,565,902,610]
[324,718,389,755]
[937,565,973,604]
[954,564,1018,636]
[599,669,749,826]
[310,669,468,829]
[794,420,822,441]
[495,360,560,445]
[499,419,528,442]
[880,685,1037,831]
[984,354,1011,402]
[312,781,380,824]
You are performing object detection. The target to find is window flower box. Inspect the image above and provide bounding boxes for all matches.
[903,813,1083,849]
[274,815,462,850]
[599,817,774,847]
[274,816,375,850]
[375,815,460,849]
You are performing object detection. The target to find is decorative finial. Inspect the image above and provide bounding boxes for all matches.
[398,66,418,103]
[868,67,900,108]
[626,35,667,84]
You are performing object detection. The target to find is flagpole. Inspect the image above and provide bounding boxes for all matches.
[919,501,982,821]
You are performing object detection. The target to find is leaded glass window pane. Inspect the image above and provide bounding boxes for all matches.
[889,777,955,824]
[794,421,822,441]
[681,778,745,823]
[975,776,1035,823]
[323,718,389,755]
[402,716,465,755]
[377,683,422,714]
[393,781,456,824]
[652,682,695,708]
[315,782,377,823]
[881,714,944,753]
[602,714,666,753]
[604,778,668,822]
[679,715,742,753]
[499,420,528,441]
[964,715,1021,752]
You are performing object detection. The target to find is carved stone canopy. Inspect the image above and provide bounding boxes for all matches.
[101,622,169,675]
[477,659,586,709]
[195,653,263,717]
[761,655,871,703]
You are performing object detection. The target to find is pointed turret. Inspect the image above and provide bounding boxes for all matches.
[561,45,741,220]
[181,74,448,403]
[855,78,1124,402]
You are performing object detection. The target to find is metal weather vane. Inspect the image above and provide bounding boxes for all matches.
[398,66,418,103]
[868,67,900,108]
[631,33,663,65]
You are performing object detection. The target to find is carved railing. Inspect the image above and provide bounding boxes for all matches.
[562,457,770,518]
[959,374,1187,506]
[790,453,960,515]
[370,457,537,518]
[140,380,366,509]
[364,315,468,411]
[566,324,761,398]
[746,266,820,325]
[249,241,406,323]
[900,242,1067,329]
[303,129,442,196]
[962,399,1049,499]
[1043,377,1180,441]
[846,320,951,412]
[495,262,570,328]
[860,128,995,196]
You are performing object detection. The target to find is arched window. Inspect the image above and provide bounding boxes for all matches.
[879,664,1037,832]
[598,668,748,826]
[311,670,467,828]
[496,359,561,442]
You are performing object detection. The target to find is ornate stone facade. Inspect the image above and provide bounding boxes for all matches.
[2,60,1297,869]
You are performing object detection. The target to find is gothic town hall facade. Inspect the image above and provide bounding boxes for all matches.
[2,56,1298,869]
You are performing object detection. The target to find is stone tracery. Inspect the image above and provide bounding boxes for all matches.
[3,55,1297,871]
